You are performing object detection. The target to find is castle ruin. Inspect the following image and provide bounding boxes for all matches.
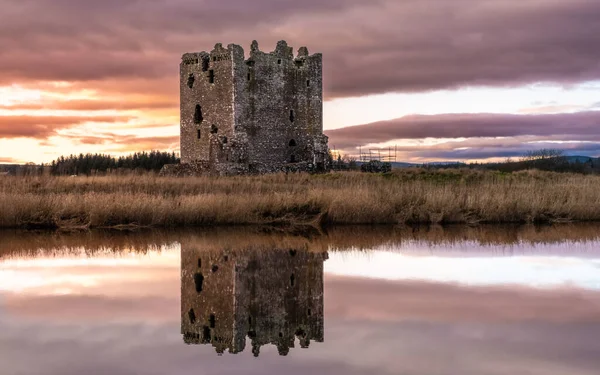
[177,40,329,175]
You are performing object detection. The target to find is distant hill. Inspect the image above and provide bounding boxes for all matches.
[565,156,598,164]
[389,162,418,168]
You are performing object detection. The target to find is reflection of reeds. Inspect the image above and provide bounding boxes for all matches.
[2,223,600,256]
[1,170,600,229]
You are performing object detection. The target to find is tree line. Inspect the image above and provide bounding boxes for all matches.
[50,151,179,175]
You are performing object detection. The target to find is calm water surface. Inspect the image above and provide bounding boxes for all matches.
[1,226,600,375]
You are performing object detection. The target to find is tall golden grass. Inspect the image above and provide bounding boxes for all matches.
[1,169,599,229]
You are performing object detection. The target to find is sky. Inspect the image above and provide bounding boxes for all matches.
[1,0,600,164]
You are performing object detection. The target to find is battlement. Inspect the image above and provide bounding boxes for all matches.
[181,40,322,67]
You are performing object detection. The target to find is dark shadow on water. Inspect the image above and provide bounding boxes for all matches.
[180,245,328,356]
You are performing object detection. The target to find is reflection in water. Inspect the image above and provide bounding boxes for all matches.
[4,223,600,258]
[180,245,328,356]
[1,227,600,374]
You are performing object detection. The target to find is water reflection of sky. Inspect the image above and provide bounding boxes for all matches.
[2,240,600,296]
[326,251,600,290]
[1,236,600,375]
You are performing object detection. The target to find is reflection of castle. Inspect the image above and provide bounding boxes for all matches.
[181,245,327,356]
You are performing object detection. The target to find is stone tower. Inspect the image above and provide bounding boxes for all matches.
[179,40,329,174]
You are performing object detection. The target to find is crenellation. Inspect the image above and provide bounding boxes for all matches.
[297,46,309,58]
[177,40,330,175]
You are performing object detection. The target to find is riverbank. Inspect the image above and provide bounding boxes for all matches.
[1,169,600,229]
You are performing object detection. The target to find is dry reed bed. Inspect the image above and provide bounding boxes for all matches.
[1,169,600,229]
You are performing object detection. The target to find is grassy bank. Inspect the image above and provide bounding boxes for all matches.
[1,169,600,229]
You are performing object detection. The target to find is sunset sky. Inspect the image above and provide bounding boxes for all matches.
[1,0,600,164]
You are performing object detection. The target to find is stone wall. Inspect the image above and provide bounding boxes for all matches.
[178,40,329,175]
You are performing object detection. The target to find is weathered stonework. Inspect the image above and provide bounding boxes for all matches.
[178,40,329,175]
[181,244,327,356]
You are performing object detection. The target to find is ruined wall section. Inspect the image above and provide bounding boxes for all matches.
[234,41,324,173]
[180,44,237,165]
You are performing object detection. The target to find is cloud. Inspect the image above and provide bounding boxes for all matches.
[326,111,600,154]
[0,98,177,112]
[0,115,132,139]
[72,134,180,152]
[1,0,600,97]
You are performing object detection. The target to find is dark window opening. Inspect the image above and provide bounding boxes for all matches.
[248,316,252,325]
[202,57,209,72]
[289,110,295,122]
[194,273,204,293]
[246,60,255,67]
[308,309,312,316]
[187,73,195,89]
[188,309,196,324]
[224,255,229,262]
[222,136,228,144]
[288,139,297,147]
[307,80,310,87]
[194,105,203,124]
[290,154,296,163]
[209,314,216,328]
[202,326,211,343]
[295,328,306,338]
[211,124,218,134]
[247,72,251,81]
[277,59,282,64]
[248,330,257,339]
[197,129,201,139]
[209,70,215,84]
[211,264,219,273]
[289,249,297,257]
[212,56,216,62]
[295,60,304,68]
[197,258,202,268]
[290,273,296,287]
[279,332,283,338]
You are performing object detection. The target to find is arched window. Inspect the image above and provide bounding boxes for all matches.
[187,73,195,89]
[288,139,297,147]
[194,105,203,124]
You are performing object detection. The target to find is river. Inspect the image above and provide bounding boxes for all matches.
[1,225,599,375]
